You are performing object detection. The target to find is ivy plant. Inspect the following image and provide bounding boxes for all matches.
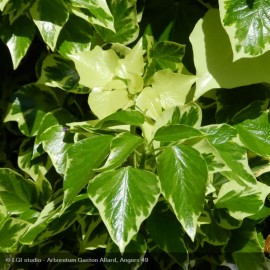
[1,0,270,269]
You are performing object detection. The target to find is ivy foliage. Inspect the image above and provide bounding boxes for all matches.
[1,0,270,269]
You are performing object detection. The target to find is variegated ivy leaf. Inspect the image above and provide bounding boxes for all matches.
[0,217,30,252]
[4,84,60,137]
[20,195,63,245]
[152,102,203,139]
[190,9,270,100]
[33,109,76,159]
[63,135,113,207]
[78,215,108,251]
[40,126,74,175]
[37,54,89,93]
[235,112,270,158]
[200,210,231,246]
[219,0,270,59]
[216,86,270,124]
[215,209,242,230]
[21,194,96,245]
[140,102,203,143]
[95,110,145,129]
[158,145,208,240]
[193,138,226,173]
[144,39,185,82]
[153,41,185,72]
[96,132,144,172]
[94,0,139,44]
[87,167,160,253]
[0,16,35,69]
[228,222,269,270]
[30,0,69,51]
[2,0,32,24]
[18,138,52,181]
[70,0,114,31]
[154,124,204,142]
[215,180,270,220]
[0,168,38,215]
[202,124,257,186]
[56,14,93,57]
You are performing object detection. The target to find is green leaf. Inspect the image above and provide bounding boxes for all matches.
[219,0,270,59]
[30,0,69,50]
[63,135,113,207]
[248,205,270,221]
[0,217,30,252]
[18,138,52,181]
[153,41,185,72]
[104,234,147,270]
[200,211,231,246]
[97,132,144,172]
[94,0,139,44]
[38,54,90,93]
[40,126,74,174]
[69,46,119,89]
[158,145,208,240]
[2,0,32,24]
[235,112,270,158]
[152,103,203,142]
[226,221,268,270]
[202,124,257,186]
[20,196,62,245]
[34,175,52,209]
[56,14,93,57]
[190,9,270,99]
[147,202,189,269]
[96,110,145,129]
[87,167,160,253]
[0,168,38,215]
[78,215,108,252]
[33,108,76,158]
[0,16,35,69]
[70,0,114,31]
[4,84,59,137]
[215,180,270,219]
[216,86,270,124]
[215,209,242,230]
[21,195,95,245]
[154,124,203,142]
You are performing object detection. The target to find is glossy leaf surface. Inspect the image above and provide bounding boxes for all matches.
[219,0,270,59]
[88,167,160,253]
[63,135,113,207]
[158,145,208,240]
